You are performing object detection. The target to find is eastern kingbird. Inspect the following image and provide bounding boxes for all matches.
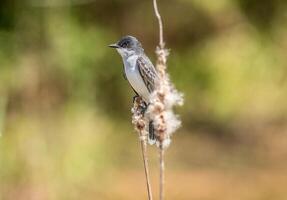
[109,35,159,144]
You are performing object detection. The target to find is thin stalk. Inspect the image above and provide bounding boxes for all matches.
[153,1,167,199]
[159,146,165,200]
[153,0,164,48]
[140,138,153,200]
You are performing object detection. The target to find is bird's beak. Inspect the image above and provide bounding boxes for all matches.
[108,43,119,48]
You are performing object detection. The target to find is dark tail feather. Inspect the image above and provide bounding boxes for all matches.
[148,120,156,145]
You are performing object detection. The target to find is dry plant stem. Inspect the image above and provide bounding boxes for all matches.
[152,0,183,198]
[153,0,164,48]
[153,0,168,200]
[159,146,165,200]
[132,96,153,200]
[140,138,153,200]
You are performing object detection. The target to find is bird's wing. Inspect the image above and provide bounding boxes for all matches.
[137,56,158,93]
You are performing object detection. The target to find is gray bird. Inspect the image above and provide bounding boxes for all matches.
[109,35,159,144]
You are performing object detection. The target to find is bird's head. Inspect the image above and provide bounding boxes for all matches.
[109,35,143,58]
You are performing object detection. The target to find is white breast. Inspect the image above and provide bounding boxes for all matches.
[123,55,150,102]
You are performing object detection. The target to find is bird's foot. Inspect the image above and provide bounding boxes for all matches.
[133,95,149,115]
[140,102,149,115]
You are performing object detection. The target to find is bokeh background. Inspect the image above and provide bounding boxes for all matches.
[1,0,287,199]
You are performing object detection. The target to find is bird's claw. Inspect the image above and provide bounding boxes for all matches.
[140,102,149,115]
[133,95,149,115]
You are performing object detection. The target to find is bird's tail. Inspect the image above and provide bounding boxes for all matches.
[148,120,156,145]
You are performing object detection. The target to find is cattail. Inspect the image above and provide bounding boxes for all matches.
[147,47,183,149]
[152,1,184,200]
[131,1,184,199]
[131,96,153,200]
[131,96,149,141]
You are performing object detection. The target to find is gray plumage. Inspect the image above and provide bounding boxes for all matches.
[109,35,158,144]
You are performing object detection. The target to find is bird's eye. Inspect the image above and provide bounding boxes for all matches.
[121,41,129,48]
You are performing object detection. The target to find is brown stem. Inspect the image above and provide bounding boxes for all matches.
[159,145,165,200]
[153,1,167,200]
[140,138,153,200]
[153,0,164,49]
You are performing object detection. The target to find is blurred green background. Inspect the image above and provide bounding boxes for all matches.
[1,0,287,199]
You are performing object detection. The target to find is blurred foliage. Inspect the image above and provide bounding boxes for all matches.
[1,0,287,199]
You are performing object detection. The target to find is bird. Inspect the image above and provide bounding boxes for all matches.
[109,35,159,145]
